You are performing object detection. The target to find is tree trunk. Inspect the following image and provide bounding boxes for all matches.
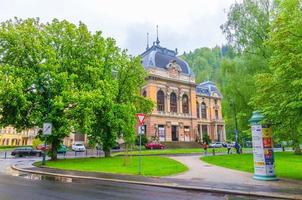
[293,144,301,155]
[104,149,111,157]
[292,135,301,155]
[51,140,59,160]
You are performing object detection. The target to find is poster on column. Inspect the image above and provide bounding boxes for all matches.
[251,125,266,176]
[262,125,275,176]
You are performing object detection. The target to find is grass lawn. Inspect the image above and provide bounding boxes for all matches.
[201,152,302,181]
[43,156,188,177]
[0,147,15,151]
[113,148,252,156]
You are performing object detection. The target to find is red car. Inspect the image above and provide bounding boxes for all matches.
[145,142,165,150]
[36,144,50,151]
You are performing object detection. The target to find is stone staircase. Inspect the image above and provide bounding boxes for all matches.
[162,141,201,149]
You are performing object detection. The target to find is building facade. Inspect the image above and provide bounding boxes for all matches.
[0,126,38,146]
[140,40,225,143]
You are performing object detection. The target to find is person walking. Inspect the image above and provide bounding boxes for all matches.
[227,143,232,154]
[235,142,241,154]
[202,142,208,156]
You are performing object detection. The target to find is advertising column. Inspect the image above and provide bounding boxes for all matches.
[249,111,277,181]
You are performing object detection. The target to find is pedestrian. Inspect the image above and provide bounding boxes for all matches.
[227,143,232,154]
[235,142,240,154]
[202,142,208,156]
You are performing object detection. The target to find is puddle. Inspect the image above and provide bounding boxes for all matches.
[9,168,73,183]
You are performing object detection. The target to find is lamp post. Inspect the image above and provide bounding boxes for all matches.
[230,101,239,143]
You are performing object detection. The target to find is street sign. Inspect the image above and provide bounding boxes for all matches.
[43,123,52,135]
[138,125,145,135]
[136,113,145,126]
[135,113,145,175]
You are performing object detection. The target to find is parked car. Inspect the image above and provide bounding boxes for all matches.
[11,146,42,157]
[36,144,50,151]
[57,144,68,154]
[72,143,86,152]
[145,142,165,150]
[209,142,223,148]
[112,143,121,150]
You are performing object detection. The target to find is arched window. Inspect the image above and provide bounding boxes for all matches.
[142,90,147,97]
[182,94,189,114]
[170,92,177,113]
[196,102,200,118]
[157,90,165,111]
[201,102,207,119]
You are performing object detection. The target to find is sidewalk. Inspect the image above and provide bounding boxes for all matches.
[166,155,302,199]
[11,157,302,200]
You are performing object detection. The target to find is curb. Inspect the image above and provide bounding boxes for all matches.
[11,164,301,200]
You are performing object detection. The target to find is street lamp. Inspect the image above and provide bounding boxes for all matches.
[230,101,239,143]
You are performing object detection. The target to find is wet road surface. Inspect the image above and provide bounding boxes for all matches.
[0,158,275,200]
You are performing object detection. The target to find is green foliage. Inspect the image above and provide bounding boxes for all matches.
[221,0,272,56]
[0,18,153,159]
[202,134,211,145]
[0,18,73,160]
[32,138,43,148]
[135,134,148,146]
[252,0,302,154]
[181,46,231,83]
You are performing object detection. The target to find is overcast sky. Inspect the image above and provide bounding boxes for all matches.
[0,0,236,55]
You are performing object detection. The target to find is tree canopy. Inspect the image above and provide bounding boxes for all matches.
[0,18,153,159]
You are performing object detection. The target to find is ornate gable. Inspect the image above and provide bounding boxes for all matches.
[166,60,182,78]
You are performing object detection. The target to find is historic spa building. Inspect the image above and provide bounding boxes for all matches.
[139,38,225,143]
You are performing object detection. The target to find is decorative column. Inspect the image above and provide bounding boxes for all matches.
[199,102,202,119]
[249,111,277,181]
[179,96,182,114]
[166,93,170,113]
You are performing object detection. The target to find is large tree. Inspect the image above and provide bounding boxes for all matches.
[70,52,154,157]
[219,0,273,143]
[0,18,153,159]
[0,18,73,160]
[252,0,302,154]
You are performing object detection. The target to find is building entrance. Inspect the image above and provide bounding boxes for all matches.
[172,125,178,141]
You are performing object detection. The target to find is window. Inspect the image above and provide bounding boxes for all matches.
[214,99,217,105]
[142,90,147,97]
[157,90,165,111]
[215,110,219,120]
[201,102,207,119]
[158,125,165,141]
[170,92,177,113]
[196,102,200,118]
[182,94,189,113]
[202,125,208,136]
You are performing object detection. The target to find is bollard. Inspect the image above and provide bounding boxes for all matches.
[212,148,215,156]
[4,151,7,159]
[86,149,88,157]
[74,151,77,157]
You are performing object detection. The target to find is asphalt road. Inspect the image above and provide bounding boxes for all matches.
[0,173,233,200]
[0,157,270,200]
